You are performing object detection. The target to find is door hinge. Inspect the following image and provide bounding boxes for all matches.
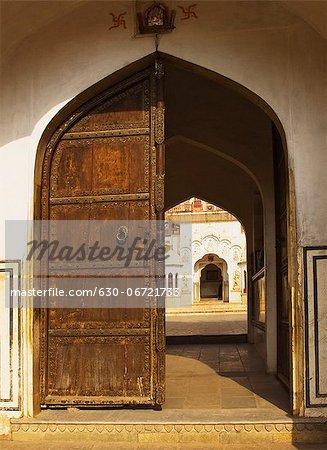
[155,173,165,213]
[155,59,165,79]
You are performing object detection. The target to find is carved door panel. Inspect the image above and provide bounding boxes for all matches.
[39,62,165,407]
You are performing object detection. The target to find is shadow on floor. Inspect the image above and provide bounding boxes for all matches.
[166,343,290,414]
[166,334,247,344]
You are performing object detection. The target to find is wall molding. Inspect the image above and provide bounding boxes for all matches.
[304,246,327,408]
[0,260,20,411]
[9,420,327,445]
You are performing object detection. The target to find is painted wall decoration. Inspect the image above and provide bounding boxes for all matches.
[109,12,127,30]
[233,270,241,291]
[178,4,198,20]
[136,1,176,34]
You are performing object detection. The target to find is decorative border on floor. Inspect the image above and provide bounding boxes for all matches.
[10,421,327,444]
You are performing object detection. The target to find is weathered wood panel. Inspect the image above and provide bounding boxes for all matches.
[39,64,165,407]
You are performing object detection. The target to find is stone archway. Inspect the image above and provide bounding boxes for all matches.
[32,52,298,416]
[200,264,223,300]
[193,254,229,303]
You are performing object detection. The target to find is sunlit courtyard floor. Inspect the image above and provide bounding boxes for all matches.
[10,344,326,447]
[166,313,248,336]
[20,344,290,423]
[164,344,289,415]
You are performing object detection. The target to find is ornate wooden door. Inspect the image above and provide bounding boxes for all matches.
[39,62,165,407]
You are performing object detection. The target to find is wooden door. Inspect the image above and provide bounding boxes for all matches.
[39,62,165,407]
[273,125,290,388]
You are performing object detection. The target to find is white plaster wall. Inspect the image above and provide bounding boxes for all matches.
[1,0,326,244]
[166,218,247,303]
[191,221,246,303]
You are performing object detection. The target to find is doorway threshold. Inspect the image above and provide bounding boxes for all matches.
[10,412,327,445]
[10,344,327,444]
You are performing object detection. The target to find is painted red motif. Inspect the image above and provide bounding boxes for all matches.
[178,4,198,20]
[109,12,127,30]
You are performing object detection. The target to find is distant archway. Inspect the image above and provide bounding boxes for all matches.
[200,263,222,299]
[193,253,230,303]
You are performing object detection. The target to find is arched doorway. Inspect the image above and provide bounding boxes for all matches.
[34,53,296,414]
[200,263,222,299]
[194,254,229,303]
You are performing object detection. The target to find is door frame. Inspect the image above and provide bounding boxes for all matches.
[32,52,301,416]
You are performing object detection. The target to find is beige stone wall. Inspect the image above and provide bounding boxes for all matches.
[0,1,326,418]
[1,1,326,243]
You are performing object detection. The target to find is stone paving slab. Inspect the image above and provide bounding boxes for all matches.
[166,313,247,336]
[166,301,247,315]
[8,345,327,446]
[13,344,290,424]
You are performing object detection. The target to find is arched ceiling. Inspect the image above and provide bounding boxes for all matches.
[164,60,273,200]
[0,1,87,58]
[163,60,269,239]
[165,138,259,235]
[283,1,327,39]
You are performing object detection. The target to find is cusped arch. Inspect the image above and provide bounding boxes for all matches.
[32,50,299,414]
[35,51,291,221]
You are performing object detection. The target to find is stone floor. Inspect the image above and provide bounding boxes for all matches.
[164,344,288,413]
[7,344,326,447]
[166,299,247,315]
[166,312,248,336]
[17,344,290,423]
